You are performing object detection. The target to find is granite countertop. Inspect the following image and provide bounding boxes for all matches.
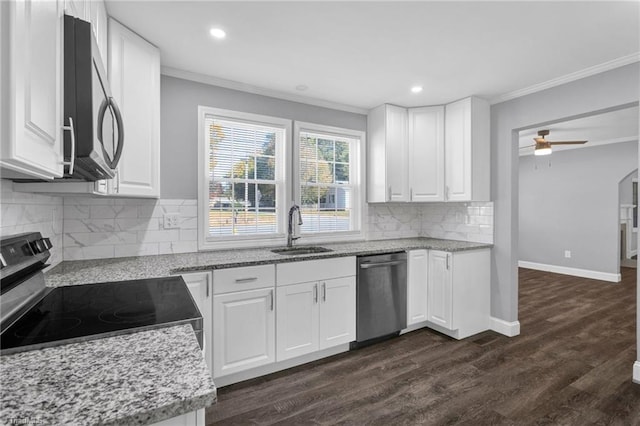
[45,237,491,287]
[0,324,217,426]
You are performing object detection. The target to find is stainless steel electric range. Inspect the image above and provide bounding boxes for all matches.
[0,232,203,355]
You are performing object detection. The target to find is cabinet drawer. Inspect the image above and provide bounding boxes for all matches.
[214,264,275,294]
[277,257,356,287]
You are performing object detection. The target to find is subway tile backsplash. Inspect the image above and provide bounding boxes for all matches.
[2,180,493,262]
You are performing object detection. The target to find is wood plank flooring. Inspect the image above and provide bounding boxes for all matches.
[207,268,639,425]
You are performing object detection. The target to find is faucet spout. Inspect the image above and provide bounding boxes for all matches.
[287,204,303,247]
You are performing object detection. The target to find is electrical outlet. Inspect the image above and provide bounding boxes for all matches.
[564,250,571,258]
[163,213,181,229]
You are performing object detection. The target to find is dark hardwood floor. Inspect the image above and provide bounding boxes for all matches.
[207,267,639,425]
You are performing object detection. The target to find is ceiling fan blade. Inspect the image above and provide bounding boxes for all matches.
[520,144,535,149]
[548,140,588,145]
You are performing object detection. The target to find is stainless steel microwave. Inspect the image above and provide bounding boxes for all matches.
[63,15,123,181]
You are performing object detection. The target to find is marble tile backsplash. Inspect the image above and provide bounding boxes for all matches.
[62,198,197,261]
[0,179,64,267]
[365,202,494,244]
[421,202,494,244]
[1,177,493,263]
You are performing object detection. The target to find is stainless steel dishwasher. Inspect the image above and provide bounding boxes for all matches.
[354,252,407,347]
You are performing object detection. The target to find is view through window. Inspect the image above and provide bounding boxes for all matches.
[298,130,358,234]
[206,117,284,237]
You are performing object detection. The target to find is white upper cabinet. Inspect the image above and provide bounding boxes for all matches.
[89,0,108,66]
[108,18,161,198]
[444,96,490,202]
[367,104,409,202]
[0,0,64,180]
[367,97,490,203]
[408,106,445,202]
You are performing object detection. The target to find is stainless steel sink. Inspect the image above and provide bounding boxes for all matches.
[271,246,333,255]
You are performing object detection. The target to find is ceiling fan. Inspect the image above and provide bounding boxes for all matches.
[522,130,588,156]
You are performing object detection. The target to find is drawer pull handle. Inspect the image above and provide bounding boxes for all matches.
[235,277,258,283]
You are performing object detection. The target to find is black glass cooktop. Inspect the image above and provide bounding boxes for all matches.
[0,276,202,355]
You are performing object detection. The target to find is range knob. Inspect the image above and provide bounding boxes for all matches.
[29,240,44,254]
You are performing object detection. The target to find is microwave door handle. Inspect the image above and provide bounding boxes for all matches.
[62,116,76,175]
[109,97,125,168]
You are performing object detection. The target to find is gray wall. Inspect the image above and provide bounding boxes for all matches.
[619,170,637,206]
[160,76,367,199]
[491,62,639,325]
[519,141,638,275]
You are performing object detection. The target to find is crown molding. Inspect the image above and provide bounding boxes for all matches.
[490,53,640,105]
[161,66,369,115]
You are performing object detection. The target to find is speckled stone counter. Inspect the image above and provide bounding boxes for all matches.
[0,324,216,426]
[45,237,491,287]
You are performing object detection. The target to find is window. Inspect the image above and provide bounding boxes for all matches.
[198,108,363,250]
[295,122,363,238]
[198,107,290,249]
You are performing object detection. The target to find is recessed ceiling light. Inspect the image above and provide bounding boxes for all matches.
[209,28,226,39]
[411,86,423,94]
[295,84,308,91]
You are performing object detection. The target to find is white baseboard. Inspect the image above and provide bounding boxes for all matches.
[518,261,621,283]
[634,361,640,384]
[490,317,520,337]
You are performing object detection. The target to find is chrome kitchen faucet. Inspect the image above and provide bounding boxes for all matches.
[287,204,303,247]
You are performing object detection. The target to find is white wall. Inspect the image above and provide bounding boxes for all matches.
[519,141,637,278]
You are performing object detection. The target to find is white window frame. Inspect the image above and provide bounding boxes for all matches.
[293,121,365,244]
[197,106,292,250]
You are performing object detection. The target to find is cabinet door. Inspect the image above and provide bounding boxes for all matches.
[64,0,86,19]
[408,107,444,202]
[427,250,453,329]
[407,249,428,325]
[213,288,275,377]
[181,272,213,373]
[444,98,472,201]
[1,0,64,179]
[319,276,356,349]
[385,105,410,202]
[108,19,160,198]
[276,282,319,361]
[89,0,108,66]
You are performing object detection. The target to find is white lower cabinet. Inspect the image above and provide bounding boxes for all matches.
[319,277,356,349]
[179,272,212,373]
[212,264,276,378]
[149,409,204,426]
[427,249,490,339]
[407,249,428,326]
[276,275,356,362]
[211,258,356,384]
[276,281,320,360]
[213,287,275,378]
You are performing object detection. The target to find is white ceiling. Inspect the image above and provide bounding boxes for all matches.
[105,1,639,112]
[518,106,639,156]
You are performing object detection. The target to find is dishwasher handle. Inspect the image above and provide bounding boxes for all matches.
[359,260,406,269]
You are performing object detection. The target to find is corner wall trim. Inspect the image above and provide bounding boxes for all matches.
[490,317,520,337]
[634,361,640,384]
[518,261,621,283]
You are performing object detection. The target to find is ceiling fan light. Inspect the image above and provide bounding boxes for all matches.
[535,146,552,156]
